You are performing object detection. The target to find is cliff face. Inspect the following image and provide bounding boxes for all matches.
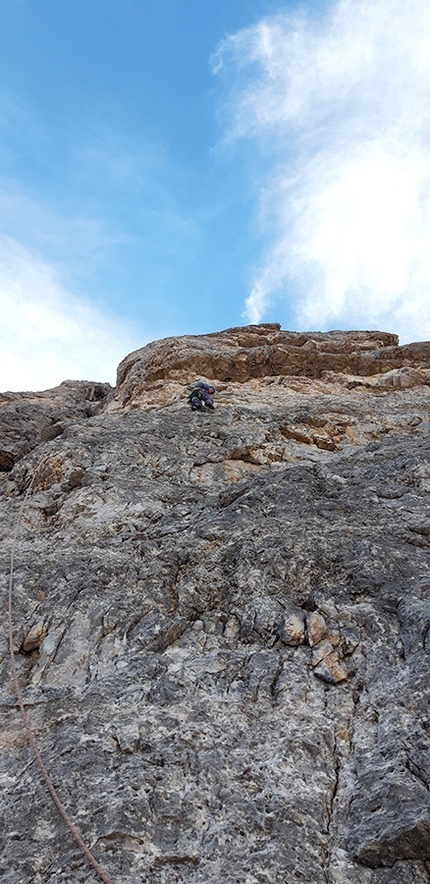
[1,324,430,884]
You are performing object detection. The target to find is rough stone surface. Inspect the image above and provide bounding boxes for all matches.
[1,324,430,884]
[0,381,112,472]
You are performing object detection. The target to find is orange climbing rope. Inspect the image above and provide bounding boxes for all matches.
[7,455,114,884]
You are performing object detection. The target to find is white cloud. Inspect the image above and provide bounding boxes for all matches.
[214,0,430,341]
[0,236,139,391]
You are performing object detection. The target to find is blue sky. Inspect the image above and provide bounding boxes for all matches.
[1,0,429,390]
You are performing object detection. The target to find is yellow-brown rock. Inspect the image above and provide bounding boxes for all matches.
[307,611,328,646]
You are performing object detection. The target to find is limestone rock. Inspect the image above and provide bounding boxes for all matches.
[0,380,111,472]
[307,611,327,645]
[2,325,430,884]
[277,606,306,646]
[350,766,430,867]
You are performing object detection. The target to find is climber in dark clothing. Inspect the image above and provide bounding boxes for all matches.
[187,382,216,411]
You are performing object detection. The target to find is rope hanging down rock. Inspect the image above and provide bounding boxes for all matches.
[7,454,114,884]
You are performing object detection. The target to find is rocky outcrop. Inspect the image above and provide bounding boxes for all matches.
[0,381,111,473]
[114,324,430,409]
[1,325,430,884]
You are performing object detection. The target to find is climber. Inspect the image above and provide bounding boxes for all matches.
[187,381,216,411]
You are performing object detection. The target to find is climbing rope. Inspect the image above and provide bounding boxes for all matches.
[7,454,114,884]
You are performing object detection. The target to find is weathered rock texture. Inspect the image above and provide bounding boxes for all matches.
[1,323,430,884]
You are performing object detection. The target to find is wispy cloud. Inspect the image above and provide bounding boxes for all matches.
[214,0,430,341]
[0,236,138,391]
[0,100,193,391]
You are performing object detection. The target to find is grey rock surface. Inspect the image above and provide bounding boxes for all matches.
[1,324,430,884]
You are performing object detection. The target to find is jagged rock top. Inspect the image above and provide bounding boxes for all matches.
[113,324,430,409]
[116,324,402,390]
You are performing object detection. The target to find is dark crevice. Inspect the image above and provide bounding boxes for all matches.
[405,756,430,793]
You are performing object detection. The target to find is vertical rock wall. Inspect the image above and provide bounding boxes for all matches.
[1,326,430,884]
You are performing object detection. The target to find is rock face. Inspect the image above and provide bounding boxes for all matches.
[1,323,430,884]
